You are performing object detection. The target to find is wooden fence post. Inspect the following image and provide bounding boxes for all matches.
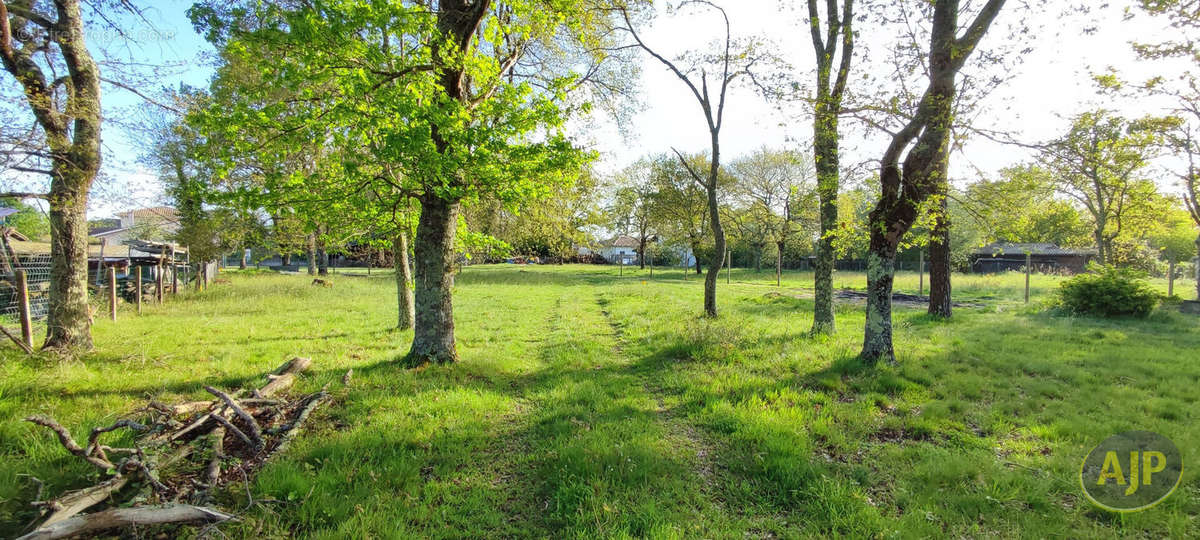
[136,266,143,314]
[170,245,178,295]
[1024,252,1032,304]
[107,267,117,321]
[1168,257,1175,297]
[156,258,164,304]
[15,269,32,350]
[649,252,653,278]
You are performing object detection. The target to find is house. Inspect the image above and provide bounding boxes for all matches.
[970,242,1097,274]
[90,207,180,257]
[598,235,640,264]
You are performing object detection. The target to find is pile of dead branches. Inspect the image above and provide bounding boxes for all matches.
[17,357,332,540]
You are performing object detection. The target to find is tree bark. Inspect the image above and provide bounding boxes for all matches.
[928,191,952,318]
[811,107,840,335]
[408,196,460,365]
[691,240,703,274]
[2,0,105,351]
[45,185,93,350]
[704,183,725,317]
[776,240,784,286]
[638,237,647,269]
[393,233,415,330]
[282,253,291,266]
[316,236,328,276]
[861,248,897,361]
[1195,233,1199,300]
[238,248,247,269]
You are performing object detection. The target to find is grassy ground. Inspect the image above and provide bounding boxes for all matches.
[1,265,1198,538]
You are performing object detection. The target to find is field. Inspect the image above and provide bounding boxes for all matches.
[1,265,1198,538]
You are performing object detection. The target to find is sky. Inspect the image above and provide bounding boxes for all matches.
[1,0,1186,219]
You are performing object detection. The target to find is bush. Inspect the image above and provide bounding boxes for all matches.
[1057,265,1160,318]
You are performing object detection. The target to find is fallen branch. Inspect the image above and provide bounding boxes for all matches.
[0,323,33,354]
[271,390,328,457]
[17,504,233,540]
[205,386,263,449]
[37,476,130,528]
[24,416,113,471]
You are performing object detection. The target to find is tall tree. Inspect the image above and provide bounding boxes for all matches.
[0,0,104,350]
[648,153,713,274]
[804,0,855,333]
[619,1,778,317]
[192,0,621,365]
[730,147,815,284]
[1038,110,1165,265]
[861,0,1006,363]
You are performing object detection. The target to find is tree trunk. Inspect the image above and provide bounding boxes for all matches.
[1195,233,1200,300]
[44,186,93,350]
[316,237,328,276]
[928,192,952,318]
[755,246,762,272]
[776,240,784,286]
[393,233,415,330]
[862,245,897,363]
[1094,228,1107,266]
[639,238,646,269]
[408,196,460,365]
[306,233,317,275]
[282,253,291,266]
[238,249,247,269]
[704,187,725,317]
[811,106,839,335]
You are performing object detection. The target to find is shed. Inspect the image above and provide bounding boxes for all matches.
[970,242,1097,275]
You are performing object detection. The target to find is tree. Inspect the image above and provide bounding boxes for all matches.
[192,0,619,365]
[647,153,713,274]
[609,161,656,268]
[1039,110,1166,265]
[804,0,855,333]
[958,165,1093,248]
[861,0,1007,363]
[729,147,815,284]
[0,0,104,350]
[618,1,779,317]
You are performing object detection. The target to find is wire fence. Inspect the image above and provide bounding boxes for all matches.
[0,253,51,322]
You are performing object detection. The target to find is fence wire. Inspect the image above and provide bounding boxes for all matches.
[0,253,51,322]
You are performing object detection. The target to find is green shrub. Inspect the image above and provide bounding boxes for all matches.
[1057,265,1160,318]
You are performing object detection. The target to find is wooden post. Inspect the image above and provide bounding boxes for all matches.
[107,267,117,321]
[15,269,32,350]
[156,258,164,304]
[1024,252,1032,304]
[95,238,105,286]
[1168,257,1176,297]
[919,250,925,296]
[649,252,653,278]
[619,255,623,277]
[136,266,143,314]
[170,245,178,295]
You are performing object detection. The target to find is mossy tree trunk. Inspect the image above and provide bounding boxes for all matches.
[1,0,103,351]
[393,233,415,330]
[861,0,1006,364]
[928,187,952,318]
[807,0,855,336]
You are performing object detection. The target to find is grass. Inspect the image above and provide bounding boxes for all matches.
[1,264,1198,538]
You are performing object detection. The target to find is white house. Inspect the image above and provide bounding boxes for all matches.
[90,207,180,257]
[598,235,639,264]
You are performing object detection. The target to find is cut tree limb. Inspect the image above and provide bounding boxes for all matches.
[205,386,263,448]
[17,504,233,540]
[37,476,130,528]
[24,416,113,471]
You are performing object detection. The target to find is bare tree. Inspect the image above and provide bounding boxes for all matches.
[618,1,779,317]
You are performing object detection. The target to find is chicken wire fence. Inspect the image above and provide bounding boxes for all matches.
[0,253,51,322]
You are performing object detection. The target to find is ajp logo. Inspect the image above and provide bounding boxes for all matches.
[1079,431,1182,512]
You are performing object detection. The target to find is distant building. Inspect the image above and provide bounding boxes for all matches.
[90,207,180,253]
[970,242,1097,274]
[598,235,640,264]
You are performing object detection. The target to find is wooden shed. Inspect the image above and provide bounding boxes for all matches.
[970,243,1097,275]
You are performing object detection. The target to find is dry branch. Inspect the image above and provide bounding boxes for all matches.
[17,504,233,540]
[1,323,34,354]
[21,358,327,537]
[205,386,263,448]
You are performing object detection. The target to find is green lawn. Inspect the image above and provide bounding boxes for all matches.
[1,265,1198,538]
